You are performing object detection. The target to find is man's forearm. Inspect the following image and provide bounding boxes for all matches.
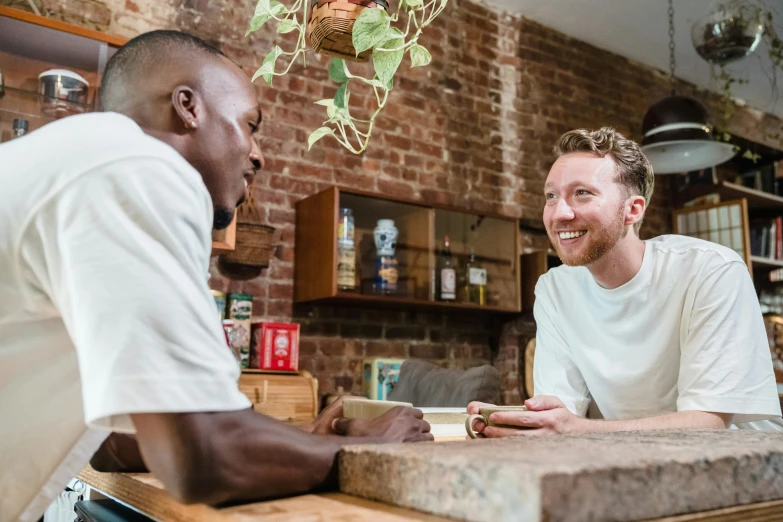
[575,410,732,433]
[131,409,385,506]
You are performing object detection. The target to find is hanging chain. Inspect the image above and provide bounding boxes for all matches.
[668,0,677,95]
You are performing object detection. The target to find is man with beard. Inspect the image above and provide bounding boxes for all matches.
[469,127,782,437]
[0,30,431,522]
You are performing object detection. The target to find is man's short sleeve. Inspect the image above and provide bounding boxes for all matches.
[21,157,250,432]
[678,260,781,423]
[533,278,591,417]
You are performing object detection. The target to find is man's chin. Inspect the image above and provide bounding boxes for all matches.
[213,207,235,230]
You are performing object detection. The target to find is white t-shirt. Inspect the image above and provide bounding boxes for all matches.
[533,234,782,430]
[0,112,250,522]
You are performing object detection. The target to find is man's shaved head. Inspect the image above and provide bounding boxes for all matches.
[102,30,225,113]
[100,30,264,230]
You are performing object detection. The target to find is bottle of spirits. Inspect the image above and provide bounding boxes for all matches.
[438,235,456,301]
[464,247,486,305]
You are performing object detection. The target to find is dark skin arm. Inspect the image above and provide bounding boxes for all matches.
[93,404,430,505]
[90,396,357,473]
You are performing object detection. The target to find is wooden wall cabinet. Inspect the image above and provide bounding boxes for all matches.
[294,186,521,313]
[0,6,235,255]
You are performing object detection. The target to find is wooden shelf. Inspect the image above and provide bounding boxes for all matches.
[718,181,783,211]
[0,6,127,47]
[751,256,783,269]
[294,186,521,314]
[330,292,520,314]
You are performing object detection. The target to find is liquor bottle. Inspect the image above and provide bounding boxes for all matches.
[438,235,456,301]
[464,247,486,305]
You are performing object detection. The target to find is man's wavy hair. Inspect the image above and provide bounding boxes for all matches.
[554,127,654,234]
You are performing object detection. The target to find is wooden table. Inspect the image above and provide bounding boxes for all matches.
[78,465,783,522]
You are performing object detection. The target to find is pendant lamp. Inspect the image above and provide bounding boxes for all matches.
[641,0,736,174]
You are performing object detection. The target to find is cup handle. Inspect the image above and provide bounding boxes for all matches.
[465,414,486,439]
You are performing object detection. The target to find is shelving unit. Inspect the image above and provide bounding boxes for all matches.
[0,6,235,254]
[294,186,521,314]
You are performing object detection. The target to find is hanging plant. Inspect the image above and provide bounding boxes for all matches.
[691,0,782,140]
[246,0,448,154]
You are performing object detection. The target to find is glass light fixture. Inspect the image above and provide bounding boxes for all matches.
[640,0,736,174]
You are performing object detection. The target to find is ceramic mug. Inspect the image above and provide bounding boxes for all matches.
[342,398,413,420]
[465,405,529,439]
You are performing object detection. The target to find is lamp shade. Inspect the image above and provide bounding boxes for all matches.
[641,96,736,174]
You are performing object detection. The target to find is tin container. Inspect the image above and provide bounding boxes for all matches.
[227,293,253,368]
[250,322,300,372]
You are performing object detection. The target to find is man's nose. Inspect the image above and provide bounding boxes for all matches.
[552,199,574,221]
[250,138,265,173]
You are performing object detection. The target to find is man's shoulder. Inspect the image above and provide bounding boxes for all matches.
[648,234,744,268]
[37,112,189,168]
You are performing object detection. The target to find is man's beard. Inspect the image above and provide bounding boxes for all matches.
[213,207,235,230]
[550,205,625,267]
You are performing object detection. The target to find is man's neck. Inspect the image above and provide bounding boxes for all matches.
[586,233,646,289]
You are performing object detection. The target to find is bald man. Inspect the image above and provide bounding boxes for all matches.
[0,30,431,522]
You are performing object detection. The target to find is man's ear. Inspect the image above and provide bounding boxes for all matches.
[625,195,646,228]
[171,86,201,130]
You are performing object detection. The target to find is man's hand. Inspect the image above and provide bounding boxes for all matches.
[466,397,584,438]
[305,395,365,435]
[468,397,732,438]
[332,406,434,442]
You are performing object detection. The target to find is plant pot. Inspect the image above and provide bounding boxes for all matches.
[306,0,389,62]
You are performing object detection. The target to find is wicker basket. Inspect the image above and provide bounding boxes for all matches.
[219,189,278,268]
[306,0,389,62]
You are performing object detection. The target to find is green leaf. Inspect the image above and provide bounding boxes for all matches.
[308,127,334,150]
[254,0,271,15]
[315,99,335,107]
[372,35,404,87]
[329,58,350,84]
[403,0,423,7]
[334,83,348,109]
[352,8,391,55]
[252,45,283,85]
[246,15,270,35]
[409,43,432,68]
[247,0,287,35]
[277,16,298,34]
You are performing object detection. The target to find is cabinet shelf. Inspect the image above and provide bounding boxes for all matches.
[718,181,783,211]
[751,256,783,269]
[294,186,521,314]
[330,292,520,314]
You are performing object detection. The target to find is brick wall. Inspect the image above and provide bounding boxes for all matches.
[11,0,782,405]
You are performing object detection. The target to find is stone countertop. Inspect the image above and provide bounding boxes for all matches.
[339,429,783,522]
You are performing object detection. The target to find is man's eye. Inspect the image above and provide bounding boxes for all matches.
[249,124,259,134]
[545,193,557,200]
[576,189,589,196]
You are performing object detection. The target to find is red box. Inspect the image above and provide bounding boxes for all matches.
[250,322,300,371]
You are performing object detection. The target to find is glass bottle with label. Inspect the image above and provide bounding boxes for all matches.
[438,235,456,301]
[337,208,356,291]
[464,247,486,305]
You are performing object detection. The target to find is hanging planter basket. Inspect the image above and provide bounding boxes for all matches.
[218,189,279,280]
[306,0,389,62]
